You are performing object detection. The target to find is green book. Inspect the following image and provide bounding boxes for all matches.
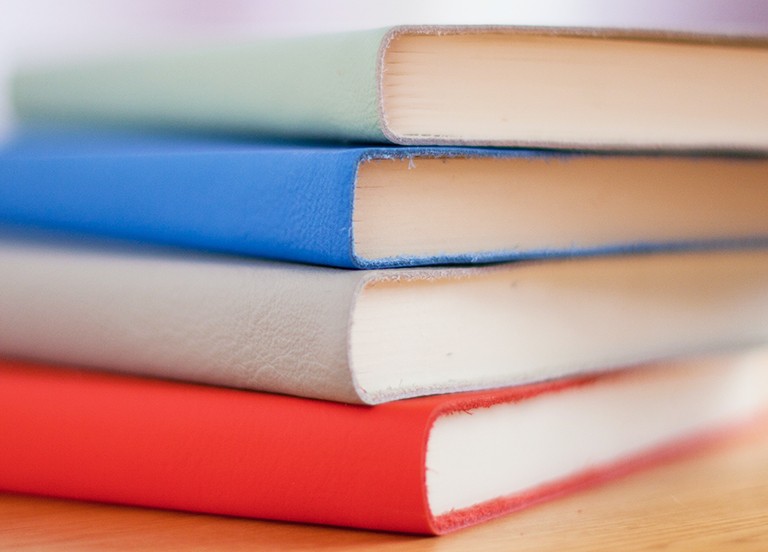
[13,26,768,150]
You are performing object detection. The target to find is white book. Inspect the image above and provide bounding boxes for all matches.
[2,231,768,404]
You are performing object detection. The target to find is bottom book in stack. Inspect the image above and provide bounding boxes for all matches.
[1,351,767,535]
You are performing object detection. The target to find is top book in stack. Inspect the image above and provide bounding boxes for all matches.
[12,26,768,151]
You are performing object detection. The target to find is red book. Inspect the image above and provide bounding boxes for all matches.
[1,354,766,535]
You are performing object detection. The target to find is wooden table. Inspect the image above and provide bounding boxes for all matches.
[2,423,767,551]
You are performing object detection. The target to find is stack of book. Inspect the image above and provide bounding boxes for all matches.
[2,26,768,535]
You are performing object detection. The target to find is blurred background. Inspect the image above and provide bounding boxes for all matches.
[1,0,768,137]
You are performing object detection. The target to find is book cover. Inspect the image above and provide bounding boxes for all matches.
[11,26,768,150]
[1,352,766,534]
[2,130,768,269]
[3,230,768,404]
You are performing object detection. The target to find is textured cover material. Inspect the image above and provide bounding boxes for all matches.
[0,130,381,268]
[0,357,766,534]
[3,130,768,268]
[13,28,390,143]
[3,231,768,404]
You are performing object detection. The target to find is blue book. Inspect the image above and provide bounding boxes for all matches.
[2,129,768,269]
